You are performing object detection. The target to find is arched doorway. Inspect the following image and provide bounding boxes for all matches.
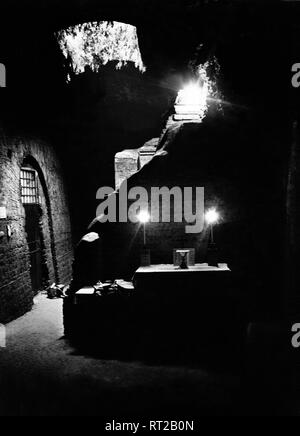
[24,203,48,294]
[21,156,58,294]
[21,166,49,294]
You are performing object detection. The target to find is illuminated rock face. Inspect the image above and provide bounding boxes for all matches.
[115,149,139,191]
[57,21,146,82]
[139,139,158,169]
[115,138,159,190]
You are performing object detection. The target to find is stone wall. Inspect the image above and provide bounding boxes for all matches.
[0,131,73,323]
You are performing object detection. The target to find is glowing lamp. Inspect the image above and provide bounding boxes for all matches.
[175,82,208,120]
[205,208,220,245]
[177,83,208,107]
[137,210,150,224]
[205,208,220,226]
[137,210,150,246]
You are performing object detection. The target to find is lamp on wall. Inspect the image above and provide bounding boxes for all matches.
[205,208,220,243]
[137,210,151,267]
[205,208,220,267]
[137,210,150,246]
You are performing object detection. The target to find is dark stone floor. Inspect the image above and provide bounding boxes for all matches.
[0,295,289,417]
